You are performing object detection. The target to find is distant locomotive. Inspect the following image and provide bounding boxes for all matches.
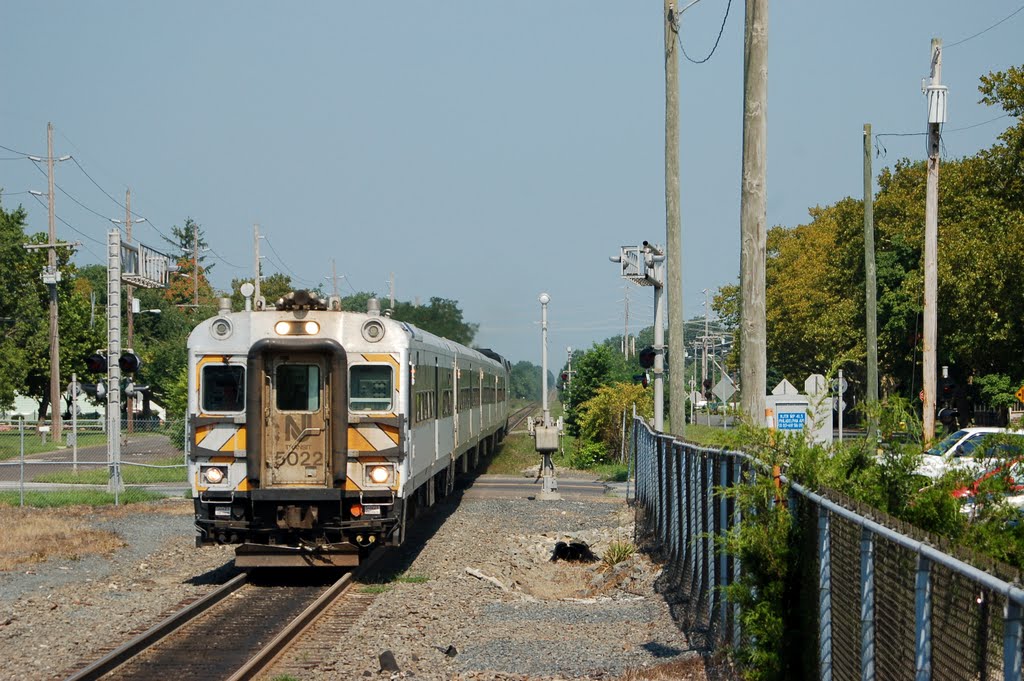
[187,289,511,567]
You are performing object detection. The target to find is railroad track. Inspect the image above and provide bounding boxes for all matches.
[508,403,538,432]
[63,561,381,681]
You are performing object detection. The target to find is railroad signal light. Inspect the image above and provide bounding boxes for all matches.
[85,352,107,373]
[638,346,656,369]
[81,381,106,399]
[119,351,141,373]
[561,372,569,383]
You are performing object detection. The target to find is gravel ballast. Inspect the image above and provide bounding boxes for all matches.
[0,479,708,680]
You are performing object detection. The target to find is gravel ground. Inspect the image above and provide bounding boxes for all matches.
[0,479,708,681]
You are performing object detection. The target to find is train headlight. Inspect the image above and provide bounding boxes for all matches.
[274,320,321,335]
[202,466,227,485]
[364,464,394,486]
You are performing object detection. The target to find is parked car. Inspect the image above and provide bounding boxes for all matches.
[952,458,1024,516]
[915,427,1024,480]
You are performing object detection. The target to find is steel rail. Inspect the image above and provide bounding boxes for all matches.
[63,572,248,681]
[226,572,354,681]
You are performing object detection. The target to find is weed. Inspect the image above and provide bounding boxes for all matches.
[601,540,636,570]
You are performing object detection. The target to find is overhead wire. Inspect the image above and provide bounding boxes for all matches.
[263,234,317,286]
[672,0,733,65]
[946,4,1024,48]
[873,112,1015,158]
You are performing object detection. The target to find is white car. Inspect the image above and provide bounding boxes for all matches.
[916,427,1024,480]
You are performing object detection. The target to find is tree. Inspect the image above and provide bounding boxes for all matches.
[391,297,478,346]
[162,218,215,311]
[0,203,104,418]
[0,202,36,410]
[229,272,298,310]
[563,344,620,435]
[510,361,543,400]
[576,382,654,462]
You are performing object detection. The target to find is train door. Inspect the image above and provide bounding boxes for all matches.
[263,354,331,487]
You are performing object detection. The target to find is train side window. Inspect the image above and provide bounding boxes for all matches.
[276,364,321,412]
[350,365,393,412]
[202,365,245,413]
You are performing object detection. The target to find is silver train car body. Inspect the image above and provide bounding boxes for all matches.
[186,291,511,567]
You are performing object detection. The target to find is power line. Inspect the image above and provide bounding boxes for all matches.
[206,247,245,270]
[29,192,105,248]
[0,142,36,156]
[946,4,1024,48]
[29,158,118,224]
[56,130,172,242]
[673,0,733,65]
[262,235,317,286]
[873,113,1014,157]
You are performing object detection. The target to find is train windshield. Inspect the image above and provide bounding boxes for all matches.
[350,365,393,412]
[202,364,245,412]
[275,364,321,411]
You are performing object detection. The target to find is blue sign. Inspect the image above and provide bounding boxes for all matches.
[777,411,806,431]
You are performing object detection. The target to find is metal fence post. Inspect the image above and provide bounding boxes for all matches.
[718,454,729,639]
[819,508,833,681]
[915,555,933,680]
[19,416,25,507]
[860,527,876,681]
[1005,600,1023,681]
[733,457,743,647]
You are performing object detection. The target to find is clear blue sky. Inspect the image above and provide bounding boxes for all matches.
[1,2,1020,365]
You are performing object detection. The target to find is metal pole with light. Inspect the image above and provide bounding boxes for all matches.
[534,292,560,499]
[540,292,550,426]
[612,242,665,431]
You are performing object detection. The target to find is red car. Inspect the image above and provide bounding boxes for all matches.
[952,458,1024,508]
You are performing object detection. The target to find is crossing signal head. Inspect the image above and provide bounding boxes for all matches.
[561,372,569,383]
[638,346,656,369]
[118,351,141,373]
[85,353,107,373]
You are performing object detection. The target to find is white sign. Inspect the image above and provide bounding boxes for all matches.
[713,377,736,402]
[804,374,826,396]
[772,379,800,396]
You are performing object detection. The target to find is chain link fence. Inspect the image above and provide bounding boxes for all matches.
[0,417,188,507]
[630,416,1024,680]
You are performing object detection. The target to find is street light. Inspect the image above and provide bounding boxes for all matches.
[538,292,550,426]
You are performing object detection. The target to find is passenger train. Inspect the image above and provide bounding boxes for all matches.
[186,289,511,567]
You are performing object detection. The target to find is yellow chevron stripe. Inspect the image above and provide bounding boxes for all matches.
[348,427,375,452]
[361,353,401,390]
[219,428,246,452]
[380,424,400,444]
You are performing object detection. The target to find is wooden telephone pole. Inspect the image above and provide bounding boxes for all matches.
[739,0,768,421]
[864,124,879,440]
[665,0,685,435]
[922,38,945,443]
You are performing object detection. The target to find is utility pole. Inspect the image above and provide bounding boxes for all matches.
[922,38,946,444]
[702,288,710,390]
[124,190,135,435]
[193,221,199,308]
[863,124,879,441]
[326,259,343,298]
[622,284,630,359]
[46,123,62,444]
[253,224,262,304]
[389,272,395,310]
[664,0,685,436]
[739,0,768,422]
